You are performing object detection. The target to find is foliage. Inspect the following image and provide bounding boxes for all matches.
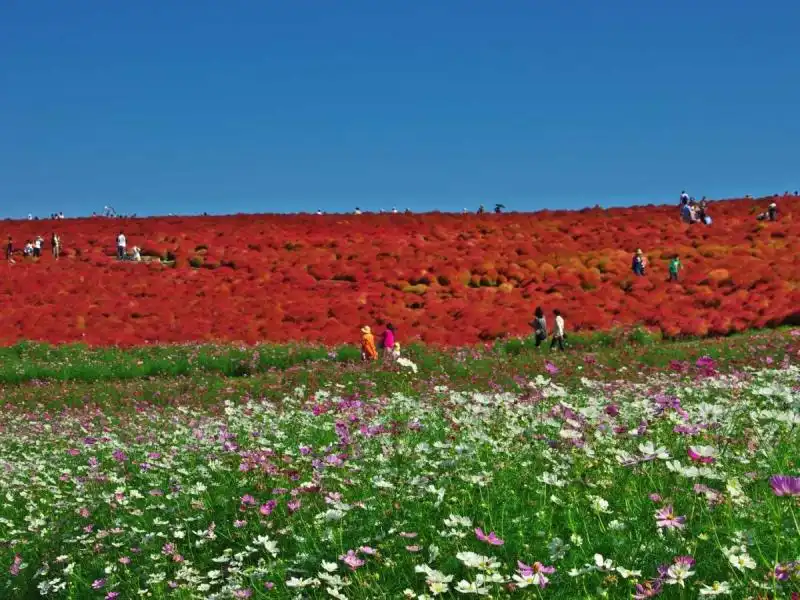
[1,196,798,346]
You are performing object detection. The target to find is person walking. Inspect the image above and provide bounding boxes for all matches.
[116,231,126,259]
[669,255,681,281]
[360,326,378,362]
[381,324,396,359]
[51,232,61,259]
[5,236,12,261]
[530,306,548,348]
[550,309,566,351]
[632,249,646,276]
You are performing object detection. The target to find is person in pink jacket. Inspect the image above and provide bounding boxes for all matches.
[381,324,396,359]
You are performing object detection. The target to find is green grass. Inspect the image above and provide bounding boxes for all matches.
[0,326,795,385]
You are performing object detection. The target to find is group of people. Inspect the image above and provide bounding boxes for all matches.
[5,233,61,263]
[116,231,142,261]
[347,207,412,216]
[360,324,402,362]
[632,249,683,281]
[27,212,65,221]
[5,231,142,263]
[756,203,779,222]
[679,192,712,225]
[530,307,567,351]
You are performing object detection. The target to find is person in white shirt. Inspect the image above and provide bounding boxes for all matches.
[354,207,362,215]
[116,232,126,259]
[680,191,689,203]
[392,207,398,214]
[33,236,43,257]
[131,246,141,262]
[550,309,566,351]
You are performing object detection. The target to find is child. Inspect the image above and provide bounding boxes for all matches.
[669,255,681,281]
[360,326,378,361]
[391,342,401,360]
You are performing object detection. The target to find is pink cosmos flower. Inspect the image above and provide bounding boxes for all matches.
[406,545,421,552]
[287,499,301,513]
[240,494,256,506]
[358,546,377,555]
[687,445,717,463]
[92,579,106,590]
[118,557,131,565]
[475,527,504,546]
[517,560,556,588]
[105,593,120,600]
[655,505,686,529]
[545,361,559,375]
[634,580,662,599]
[9,554,22,576]
[232,590,253,599]
[770,475,800,497]
[259,500,277,516]
[339,549,365,570]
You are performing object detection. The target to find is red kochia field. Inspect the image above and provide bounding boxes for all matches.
[1,196,798,346]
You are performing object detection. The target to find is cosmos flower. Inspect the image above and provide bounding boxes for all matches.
[339,550,365,570]
[655,505,686,529]
[687,445,717,463]
[698,581,732,595]
[474,528,504,546]
[769,475,800,497]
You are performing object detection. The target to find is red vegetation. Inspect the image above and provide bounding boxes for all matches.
[1,196,798,346]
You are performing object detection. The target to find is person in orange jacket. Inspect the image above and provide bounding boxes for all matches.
[360,326,379,361]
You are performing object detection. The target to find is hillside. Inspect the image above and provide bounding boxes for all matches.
[1,196,798,346]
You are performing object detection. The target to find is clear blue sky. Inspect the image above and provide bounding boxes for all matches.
[1,1,798,217]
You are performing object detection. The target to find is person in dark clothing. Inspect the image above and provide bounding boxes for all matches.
[530,306,547,348]
[768,203,778,221]
[5,236,12,261]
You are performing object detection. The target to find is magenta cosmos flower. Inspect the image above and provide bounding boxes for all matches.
[475,527,504,546]
[770,475,800,497]
[655,505,686,530]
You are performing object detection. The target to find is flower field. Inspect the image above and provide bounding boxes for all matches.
[1,331,799,599]
[1,195,798,346]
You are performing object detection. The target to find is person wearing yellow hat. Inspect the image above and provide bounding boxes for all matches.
[632,249,647,276]
[360,326,378,361]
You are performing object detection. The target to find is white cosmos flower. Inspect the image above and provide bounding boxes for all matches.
[699,581,733,595]
[320,561,338,572]
[594,554,614,571]
[728,553,756,571]
[454,579,489,595]
[286,577,319,588]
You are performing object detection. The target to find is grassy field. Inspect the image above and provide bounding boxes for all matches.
[1,329,798,599]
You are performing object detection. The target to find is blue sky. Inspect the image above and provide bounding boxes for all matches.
[1,1,798,217]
